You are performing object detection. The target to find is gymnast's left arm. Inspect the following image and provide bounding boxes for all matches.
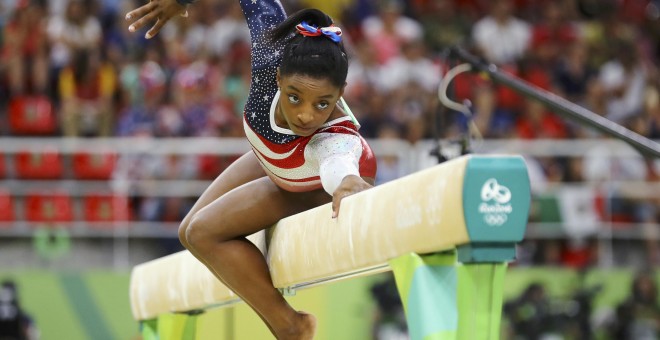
[311,134,374,218]
[330,173,373,218]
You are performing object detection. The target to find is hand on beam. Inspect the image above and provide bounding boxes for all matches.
[332,175,374,218]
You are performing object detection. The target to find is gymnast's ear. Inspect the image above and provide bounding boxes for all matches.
[338,81,346,98]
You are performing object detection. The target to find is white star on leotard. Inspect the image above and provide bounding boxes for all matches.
[264,95,270,101]
[254,77,259,84]
[251,0,257,4]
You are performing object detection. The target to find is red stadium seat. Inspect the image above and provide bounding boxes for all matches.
[0,191,14,222]
[197,154,224,180]
[24,192,74,222]
[0,153,6,178]
[15,148,64,179]
[83,194,130,223]
[197,154,242,180]
[8,95,58,135]
[72,152,118,180]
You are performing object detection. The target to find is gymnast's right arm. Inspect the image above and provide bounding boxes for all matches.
[125,0,287,41]
[124,0,190,39]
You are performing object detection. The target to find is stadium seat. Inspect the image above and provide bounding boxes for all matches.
[0,153,6,178]
[15,148,64,179]
[0,191,14,222]
[72,152,118,180]
[197,154,241,180]
[24,192,74,222]
[83,194,130,223]
[197,154,223,180]
[8,95,58,135]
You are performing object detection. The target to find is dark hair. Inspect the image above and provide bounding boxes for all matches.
[270,9,348,88]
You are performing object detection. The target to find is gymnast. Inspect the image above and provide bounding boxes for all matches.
[126,0,377,338]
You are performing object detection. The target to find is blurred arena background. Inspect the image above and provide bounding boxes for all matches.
[0,0,659,339]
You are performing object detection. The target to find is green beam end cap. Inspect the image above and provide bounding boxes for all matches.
[462,155,531,243]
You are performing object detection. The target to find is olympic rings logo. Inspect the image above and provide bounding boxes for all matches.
[479,178,513,227]
[480,178,511,204]
[483,213,508,226]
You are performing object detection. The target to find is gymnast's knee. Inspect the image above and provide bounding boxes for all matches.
[185,212,230,251]
[185,213,209,251]
[177,220,190,249]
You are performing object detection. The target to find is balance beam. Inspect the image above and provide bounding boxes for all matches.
[130,154,531,339]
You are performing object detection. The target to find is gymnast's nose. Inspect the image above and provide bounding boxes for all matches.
[297,110,314,126]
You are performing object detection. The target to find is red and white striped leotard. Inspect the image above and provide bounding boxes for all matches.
[240,0,376,194]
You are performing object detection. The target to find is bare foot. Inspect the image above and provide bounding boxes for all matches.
[297,312,316,340]
[276,311,316,340]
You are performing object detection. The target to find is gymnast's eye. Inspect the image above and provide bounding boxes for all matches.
[316,101,330,110]
[287,94,300,104]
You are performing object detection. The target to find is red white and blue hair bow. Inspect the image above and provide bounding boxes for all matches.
[295,21,342,43]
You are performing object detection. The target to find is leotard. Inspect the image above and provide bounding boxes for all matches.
[239,0,377,194]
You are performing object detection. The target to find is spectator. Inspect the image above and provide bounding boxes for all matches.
[449,78,517,140]
[0,280,38,340]
[58,48,116,137]
[211,41,251,133]
[116,60,169,137]
[47,0,102,101]
[344,40,385,102]
[370,274,407,340]
[609,271,660,339]
[573,78,608,138]
[599,39,647,124]
[529,2,578,68]
[504,282,558,339]
[515,99,568,139]
[378,39,440,142]
[380,39,440,94]
[574,0,621,67]
[161,1,215,64]
[471,0,531,65]
[553,42,597,105]
[646,79,660,139]
[361,0,423,65]
[1,0,48,97]
[298,0,351,23]
[374,123,403,185]
[413,0,471,54]
[206,1,251,57]
[350,89,392,139]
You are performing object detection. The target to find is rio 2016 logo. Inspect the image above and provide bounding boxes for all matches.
[479,178,512,226]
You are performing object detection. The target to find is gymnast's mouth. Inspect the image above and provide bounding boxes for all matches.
[292,124,315,134]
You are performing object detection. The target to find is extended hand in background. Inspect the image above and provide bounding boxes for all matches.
[125,0,189,39]
[332,175,373,218]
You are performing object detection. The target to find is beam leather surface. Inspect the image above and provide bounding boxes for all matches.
[267,155,470,288]
[130,155,479,320]
[130,232,267,320]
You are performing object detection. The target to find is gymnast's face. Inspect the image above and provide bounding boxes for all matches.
[276,71,345,137]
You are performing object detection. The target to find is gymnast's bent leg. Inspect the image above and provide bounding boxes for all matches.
[178,151,265,247]
[185,176,331,340]
[177,151,276,328]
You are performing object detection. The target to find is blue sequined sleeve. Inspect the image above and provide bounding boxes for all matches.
[240,0,295,144]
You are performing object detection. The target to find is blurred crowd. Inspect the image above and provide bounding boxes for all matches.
[1,0,658,139]
[0,0,659,263]
[503,271,660,340]
[369,268,660,339]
